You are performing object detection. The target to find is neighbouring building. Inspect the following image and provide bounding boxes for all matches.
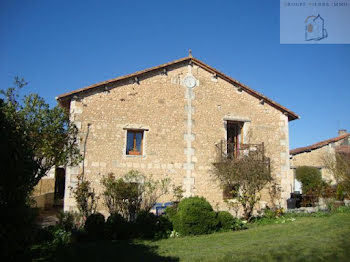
[290,130,350,193]
[56,54,299,215]
[31,167,66,209]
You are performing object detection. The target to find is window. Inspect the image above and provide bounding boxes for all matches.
[126,130,144,155]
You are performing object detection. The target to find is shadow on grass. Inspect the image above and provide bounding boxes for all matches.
[52,240,179,262]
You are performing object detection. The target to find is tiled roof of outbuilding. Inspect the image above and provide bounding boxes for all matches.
[290,133,350,155]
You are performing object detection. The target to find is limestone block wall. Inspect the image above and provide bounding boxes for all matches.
[32,167,56,209]
[33,167,55,196]
[63,61,293,214]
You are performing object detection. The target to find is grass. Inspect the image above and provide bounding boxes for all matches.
[37,212,350,262]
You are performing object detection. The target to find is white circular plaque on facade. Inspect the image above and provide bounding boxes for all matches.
[183,76,196,88]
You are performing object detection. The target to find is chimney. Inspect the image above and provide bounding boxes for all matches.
[338,129,347,136]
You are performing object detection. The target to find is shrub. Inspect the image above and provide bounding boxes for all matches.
[336,206,350,213]
[336,184,345,201]
[165,206,177,223]
[105,213,130,240]
[231,217,247,231]
[217,211,235,231]
[50,227,71,246]
[56,211,83,231]
[173,197,218,236]
[155,215,173,239]
[263,207,284,219]
[164,206,178,237]
[134,211,173,239]
[36,225,72,246]
[31,226,72,262]
[216,211,246,231]
[101,171,170,221]
[84,213,105,239]
[135,211,159,239]
[296,166,323,194]
[70,228,88,243]
[73,177,98,219]
[33,227,55,244]
[263,208,276,219]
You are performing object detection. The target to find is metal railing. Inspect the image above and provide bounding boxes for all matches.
[215,140,270,164]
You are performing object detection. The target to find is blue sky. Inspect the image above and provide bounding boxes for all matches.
[1,0,349,149]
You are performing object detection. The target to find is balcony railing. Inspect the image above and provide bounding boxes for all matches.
[215,140,269,164]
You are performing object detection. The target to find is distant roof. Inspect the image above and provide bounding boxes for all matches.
[290,133,350,155]
[56,56,299,121]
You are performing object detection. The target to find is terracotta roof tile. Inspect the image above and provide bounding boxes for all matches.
[290,133,350,155]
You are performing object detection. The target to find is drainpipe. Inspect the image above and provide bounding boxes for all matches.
[81,123,91,181]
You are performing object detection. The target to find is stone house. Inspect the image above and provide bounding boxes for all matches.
[56,55,299,215]
[290,130,350,193]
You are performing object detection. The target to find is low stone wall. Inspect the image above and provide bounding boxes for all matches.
[32,192,55,209]
[286,198,350,214]
[33,178,55,197]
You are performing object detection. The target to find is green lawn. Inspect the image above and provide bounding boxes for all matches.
[50,212,350,262]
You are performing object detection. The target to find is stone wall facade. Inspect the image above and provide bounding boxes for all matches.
[63,61,294,216]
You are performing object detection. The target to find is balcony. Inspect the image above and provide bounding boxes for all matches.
[215,140,270,169]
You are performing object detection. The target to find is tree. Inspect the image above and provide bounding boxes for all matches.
[0,77,81,261]
[322,151,350,199]
[295,166,327,206]
[0,77,81,188]
[0,99,38,207]
[212,149,273,221]
[0,91,37,261]
[295,166,323,195]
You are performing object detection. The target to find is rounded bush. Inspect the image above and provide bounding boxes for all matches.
[135,211,158,239]
[134,211,173,239]
[216,211,246,231]
[84,213,105,239]
[155,215,173,239]
[105,213,129,240]
[174,197,218,235]
[165,206,177,223]
[217,211,235,231]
